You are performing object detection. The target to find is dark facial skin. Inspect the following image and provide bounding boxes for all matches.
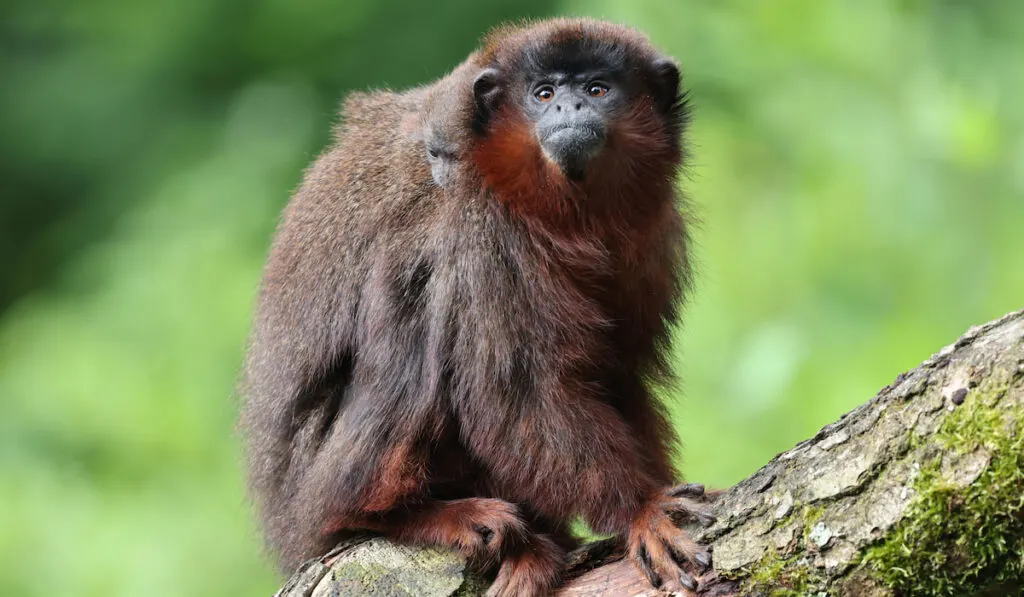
[526,72,615,180]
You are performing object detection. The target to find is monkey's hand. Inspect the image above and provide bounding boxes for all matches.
[627,485,716,595]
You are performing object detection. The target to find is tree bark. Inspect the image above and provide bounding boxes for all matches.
[274,309,1024,597]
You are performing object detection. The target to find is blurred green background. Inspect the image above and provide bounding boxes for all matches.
[1,0,1021,595]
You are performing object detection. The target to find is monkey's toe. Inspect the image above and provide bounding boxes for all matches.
[666,482,726,506]
[448,498,527,559]
[473,524,496,546]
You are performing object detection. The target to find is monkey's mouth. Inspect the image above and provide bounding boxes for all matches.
[539,123,606,180]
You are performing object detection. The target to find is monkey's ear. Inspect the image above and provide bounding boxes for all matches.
[650,58,681,113]
[472,68,502,132]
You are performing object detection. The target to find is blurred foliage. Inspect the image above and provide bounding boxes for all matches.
[0,1,1021,595]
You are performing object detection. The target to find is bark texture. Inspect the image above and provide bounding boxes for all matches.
[274,309,1024,596]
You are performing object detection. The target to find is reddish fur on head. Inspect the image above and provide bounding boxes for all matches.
[467,18,686,232]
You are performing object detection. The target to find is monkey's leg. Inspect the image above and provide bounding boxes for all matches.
[597,389,718,593]
[549,418,714,594]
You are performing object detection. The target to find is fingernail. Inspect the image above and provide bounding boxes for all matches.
[679,571,697,591]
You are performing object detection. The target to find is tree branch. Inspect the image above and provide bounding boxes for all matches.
[274,309,1024,596]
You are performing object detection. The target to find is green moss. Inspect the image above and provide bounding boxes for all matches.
[801,505,825,545]
[863,383,1024,596]
[740,505,828,596]
[743,549,821,597]
[454,575,489,596]
[746,549,793,594]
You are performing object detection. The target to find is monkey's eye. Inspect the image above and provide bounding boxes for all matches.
[587,83,609,97]
[534,86,555,102]
[427,148,439,159]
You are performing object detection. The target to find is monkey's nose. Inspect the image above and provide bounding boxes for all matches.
[539,121,606,180]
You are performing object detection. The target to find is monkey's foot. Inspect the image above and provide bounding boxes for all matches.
[486,533,566,597]
[389,497,527,566]
[627,498,713,595]
[449,498,530,561]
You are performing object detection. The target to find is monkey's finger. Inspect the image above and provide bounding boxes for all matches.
[679,570,698,592]
[662,496,718,527]
[633,544,662,588]
[667,483,705,498]
[657,517,711,575]
[650,562,698,595]
[694,550,713,574]
[640,528,701,595]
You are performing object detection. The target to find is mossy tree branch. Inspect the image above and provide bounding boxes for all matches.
[273,309,1024,597]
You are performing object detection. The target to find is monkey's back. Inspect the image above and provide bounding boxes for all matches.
[241,88,455,567]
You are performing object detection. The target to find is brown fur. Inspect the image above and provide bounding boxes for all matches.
[241,18,703,596]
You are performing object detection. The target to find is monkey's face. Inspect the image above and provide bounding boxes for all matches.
[424,125,459,188]
[525,74,611,181]
[472,33,681,182]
